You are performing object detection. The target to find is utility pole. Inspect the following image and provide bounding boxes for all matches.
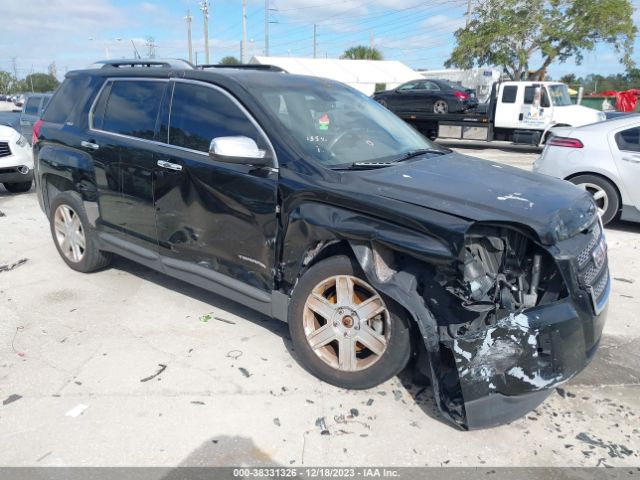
[313,24,317,59]
[241,0,248,63]
[11,57,18,81]
[186,9,193,63]
[264,0,269,57]
[465,0,472,26]
[145,37,156,59]
[200,1,210,64]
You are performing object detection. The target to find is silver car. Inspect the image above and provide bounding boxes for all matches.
[533,114,640,225]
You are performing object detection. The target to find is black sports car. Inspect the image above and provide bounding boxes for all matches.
[373,78,478,114]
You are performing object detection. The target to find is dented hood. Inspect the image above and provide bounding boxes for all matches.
[356,152,596,244]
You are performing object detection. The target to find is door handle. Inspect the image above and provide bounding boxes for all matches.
[80,140,100,150]
[622,156,640,164]
[157,160,183,171]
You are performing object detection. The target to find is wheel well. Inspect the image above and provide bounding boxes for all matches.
[564,171,622,210]
[42,174,76,215]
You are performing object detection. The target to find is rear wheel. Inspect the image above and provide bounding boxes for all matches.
[49,191,111,272]
[433,99,449,114]
[288,255,411,389]
[3,180,32,193]
[568,174,620,225]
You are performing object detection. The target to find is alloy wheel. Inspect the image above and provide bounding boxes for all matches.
[302,275,390,372]
[433,100,448,114]
[53,204,86,263]
[578,182,609,218]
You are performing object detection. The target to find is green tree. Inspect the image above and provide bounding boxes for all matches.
[341,46,383,60]
[560,74,577,85]
[219,56,240,65]
[446,0,637,80]
[0,71,17,94]
[21,73,59,93]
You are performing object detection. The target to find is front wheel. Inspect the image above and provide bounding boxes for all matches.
[568,174,620,225]
[3,180,32,193]
[288,255,411,389]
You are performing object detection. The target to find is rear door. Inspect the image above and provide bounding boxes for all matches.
[88,78,168,249]
[610,125,640,208]
[153,80,278,294]
[20,96,41,141]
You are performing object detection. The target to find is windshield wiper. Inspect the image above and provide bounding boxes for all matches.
[335,161,396,170]
[398,148,448,160]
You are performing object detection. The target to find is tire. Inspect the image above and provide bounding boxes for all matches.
[3,180,32,193]
[433,99,449,114]
[568,174,620,225]
[49,191,112,272]
[288,255,411,389]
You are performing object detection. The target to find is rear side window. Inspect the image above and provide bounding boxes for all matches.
[616,127,640,152]
[501,86,517,103]
[24,97,40,115]
[167,82,264,153]
[99,80,166,140]
[42,76,90,124]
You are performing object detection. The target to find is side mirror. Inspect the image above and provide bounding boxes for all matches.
[209,136,269,165]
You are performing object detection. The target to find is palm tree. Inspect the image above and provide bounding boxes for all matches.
[341,46,383,60]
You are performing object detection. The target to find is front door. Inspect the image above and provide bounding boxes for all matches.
[153,80,279,294]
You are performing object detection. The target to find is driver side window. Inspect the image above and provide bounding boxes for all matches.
[166,82,266,153]
[398,82,419,91]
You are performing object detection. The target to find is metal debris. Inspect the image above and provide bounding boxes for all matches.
[214,317,236,325]
[349,408,359,417]
[140,364,167,382]
[239,367,251,378]
[614,277,634,284]
[366,398,374,406]
[0,210,5,217]
[392,390,403,401]
[190,401,205,405]
[315,416,330,435]
[0,258,28,273]
[576,432,634,458]
[3,394,22,406]
[273,418,281,427]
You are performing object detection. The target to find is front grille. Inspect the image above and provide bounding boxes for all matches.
[576,220,608,303]
[577,221,601,268]
[591,268,610,300]
[0,141,11,158]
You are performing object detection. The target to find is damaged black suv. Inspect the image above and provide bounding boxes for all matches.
[33,60,610,430]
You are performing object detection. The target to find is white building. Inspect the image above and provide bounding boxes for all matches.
[249,56,421,96]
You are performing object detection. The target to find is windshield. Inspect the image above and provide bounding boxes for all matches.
[253,81,435,167]
[548,84,572,106]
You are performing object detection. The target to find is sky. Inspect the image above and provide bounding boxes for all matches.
[0,0,639,81]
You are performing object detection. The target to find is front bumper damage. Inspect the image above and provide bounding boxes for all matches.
[451,295,608,429]
[351,217,610,430]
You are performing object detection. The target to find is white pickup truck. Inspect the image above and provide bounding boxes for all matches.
[390,81,606,146]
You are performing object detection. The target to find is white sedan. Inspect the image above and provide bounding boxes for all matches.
[534,114,640,225]
[0,124,33,193]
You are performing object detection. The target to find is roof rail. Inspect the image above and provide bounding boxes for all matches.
[87,59,194,70]
[197,64,287,73]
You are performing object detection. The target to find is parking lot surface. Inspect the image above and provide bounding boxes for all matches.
[1,146,639,467]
